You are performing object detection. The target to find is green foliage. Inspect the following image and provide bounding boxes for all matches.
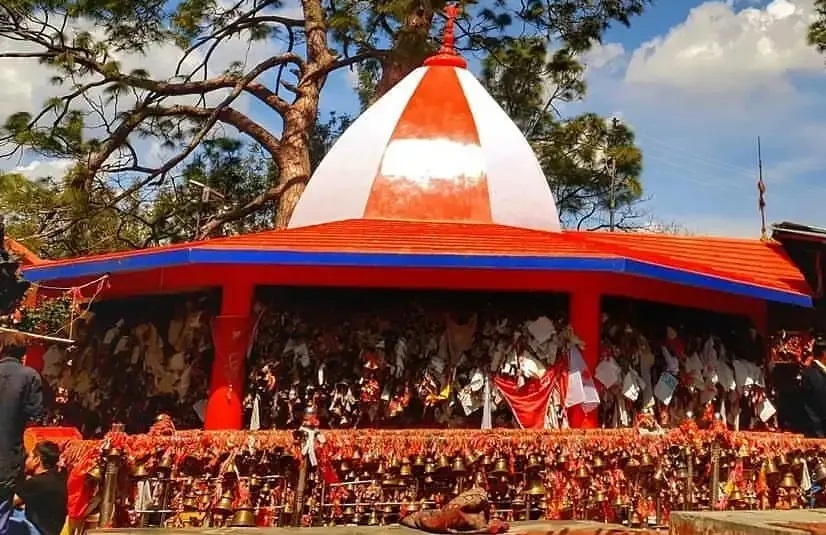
[810,0,826,54]
[16,294,73,336]
[480,36,644,230]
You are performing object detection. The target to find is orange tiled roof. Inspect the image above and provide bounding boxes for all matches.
[575,231,807,296]
[4,238,43,266]
[20,219,810,304]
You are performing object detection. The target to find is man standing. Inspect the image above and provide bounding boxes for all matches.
[0,338,44,535]
[801,334,826,438]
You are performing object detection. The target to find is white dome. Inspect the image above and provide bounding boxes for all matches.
[288,58,561,232]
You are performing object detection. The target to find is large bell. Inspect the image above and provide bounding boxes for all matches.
[526,478,545,496]
[492,458,509,475]
[780,472,798,489]
[214,492,234,514]
[452,457,467,474]
[230,506,256,527]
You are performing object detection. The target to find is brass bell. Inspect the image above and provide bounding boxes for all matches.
[613,494,625,508]
[182,496,198,511]
[368,510,379,526]
[777,454,790,469]
[780,472,798,489]
[814,462,826,484]
[593,490,607,503]
[413,455,425,468]
[526,478,545,496]
[765,458,780,477]
[382,504,394,514]
[340,460,351,472]
[472,472,486,487]
[591,455,605,470]
[158,456,173,472]
[556,453,568,467]
[87,465,103,481]
[492,458,509,475]
[214,492,234,514]
[729,488,744,504]
[437,455,451,471]
[452,457,467,474]
[424,462,436,474]
[343,506,355,517]
[376,462,386,476]
[639,453,653,469]
[230,506,256,527]
[132,464,149,479]
[526,454,541,470]
[574,465,589,480]
[400,462,413,477]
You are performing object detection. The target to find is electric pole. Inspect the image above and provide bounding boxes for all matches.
[757,137,767,241]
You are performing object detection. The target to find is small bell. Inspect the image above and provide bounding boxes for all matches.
[87,465,103,481]
[382,504,393,514]
[343,506,355,518]
[574,465,590,481]
[729,488,744,504]
[214,492,234,514]
[492,458,509,475]
[593,490,607,503]
[591,455,605,470]
[424,462,436,474]
[765,458,780,477]
[340,460,351,472]
[413,455,425,468]
[375,462,386,476]
[472,472,486,488]
[625,457,640,472]
[526,454,541,470]
[777,454,790,469]
[407,502,420,513]
[400,462,413,477]
[526,478,545,496]
[182,495,198,511]
[639,453,653,469]
[452,457,467,474]
[368,510,379,526]
[613,494,625,508]
[230,506,256,527]
[132,464,149,479]
[437,455,451,471]
[780,472,798,489]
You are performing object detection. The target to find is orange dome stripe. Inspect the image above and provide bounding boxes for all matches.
[363,67,492,222]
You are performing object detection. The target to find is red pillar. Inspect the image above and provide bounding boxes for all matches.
[24,344,45,373]
[567,290,601,429]
[204,282,255,430]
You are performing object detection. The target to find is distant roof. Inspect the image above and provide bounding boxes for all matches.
[20,220,811,307]
[772,221,826,243]
[4,238,43,266]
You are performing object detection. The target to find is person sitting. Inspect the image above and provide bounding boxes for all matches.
[12,442,67,535]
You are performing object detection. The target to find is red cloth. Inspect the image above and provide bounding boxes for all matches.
[24,344,45,373]
[494,365,565,429]
[204,315,253,430]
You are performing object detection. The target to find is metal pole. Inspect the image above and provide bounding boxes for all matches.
[608,158,617,232]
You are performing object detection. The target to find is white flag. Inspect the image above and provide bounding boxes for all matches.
[565,346,600,412]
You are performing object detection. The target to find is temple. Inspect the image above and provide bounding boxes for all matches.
[15,7,826,530]
[20,15,811,432]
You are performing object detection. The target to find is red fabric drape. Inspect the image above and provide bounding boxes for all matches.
[494,366,565,429]
[24,343,45,373]
[204,315,253,430]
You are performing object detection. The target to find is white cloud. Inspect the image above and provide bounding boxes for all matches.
[0,8,291,179]
[624,0,822,93]
[12,159,74,179]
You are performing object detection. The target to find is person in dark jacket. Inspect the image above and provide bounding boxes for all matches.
[0,339,44,535]
[801,334,826,438]
[13,441,67,535]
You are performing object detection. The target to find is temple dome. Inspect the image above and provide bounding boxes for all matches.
[288,15,561,232]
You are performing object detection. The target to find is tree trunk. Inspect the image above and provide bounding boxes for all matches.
[273,91,320,228]
[373,4,439,99]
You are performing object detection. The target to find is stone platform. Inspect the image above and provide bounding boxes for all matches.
[670,509,826,535]
[90,521,655,535]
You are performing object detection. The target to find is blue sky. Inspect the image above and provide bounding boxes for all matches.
[2,0,824,238]
[316,0,826,237]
